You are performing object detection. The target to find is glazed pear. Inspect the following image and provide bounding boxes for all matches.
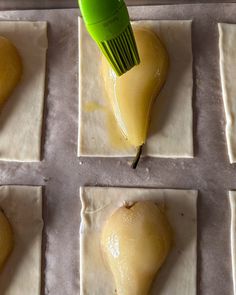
[102,28,169,167]
[101,201,172,295]
[0,36,22,110]
[0,209,14,271]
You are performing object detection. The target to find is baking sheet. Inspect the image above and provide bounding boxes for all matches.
[0,3,235,295]
[1,1,236,11]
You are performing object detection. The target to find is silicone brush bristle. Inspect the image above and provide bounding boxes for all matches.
[98,24,140,76]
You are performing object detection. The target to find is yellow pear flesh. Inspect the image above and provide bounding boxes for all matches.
[101,28,169,147]
[0,36,22,110]
[101,201,172,295]
[0,209,14,271]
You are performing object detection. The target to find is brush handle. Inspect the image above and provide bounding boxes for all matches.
[79,0,130,41]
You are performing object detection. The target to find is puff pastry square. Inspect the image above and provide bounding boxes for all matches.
[0,22,47,162]
[219,23,236,163]
[78,19,193,158]
[230,191,236,294]
[0,185,43,295]
[80,186,197,295]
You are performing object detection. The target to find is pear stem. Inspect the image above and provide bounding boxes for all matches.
[131,145,143,169]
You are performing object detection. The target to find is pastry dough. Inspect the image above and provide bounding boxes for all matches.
[78,19,193,157]
[219,23,236,163]
[80,187,197,295]
[230,191,236,294]
[0,185,43,295]
[0,22,47,162]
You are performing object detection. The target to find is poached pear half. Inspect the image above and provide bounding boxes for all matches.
[101,201,172,295]
[0,36,22,111]
[101,28,169,168]
[0,209,14,271]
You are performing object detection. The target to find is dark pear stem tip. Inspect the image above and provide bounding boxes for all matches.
[131,145,143,169]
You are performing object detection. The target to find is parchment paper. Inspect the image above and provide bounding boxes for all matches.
[0,3,236,295]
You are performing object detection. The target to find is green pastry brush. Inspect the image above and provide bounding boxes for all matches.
[79,0,140,76]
